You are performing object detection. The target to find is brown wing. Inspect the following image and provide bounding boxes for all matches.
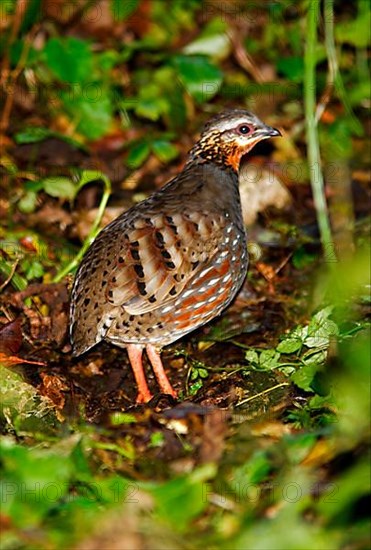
[105,211,226,315]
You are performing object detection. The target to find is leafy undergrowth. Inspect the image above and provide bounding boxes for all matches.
[1,249,370,550]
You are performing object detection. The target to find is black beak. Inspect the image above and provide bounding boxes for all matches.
[257,125,282,138]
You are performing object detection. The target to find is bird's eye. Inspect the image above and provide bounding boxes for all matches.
[238,125,251,135]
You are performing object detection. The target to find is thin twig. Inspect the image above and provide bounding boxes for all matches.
[228,30,266,84]
[1,27,37,133]
[53,172,112,282]
[0,0,29,85]
[0,259,19,291]
[236,382,290,407]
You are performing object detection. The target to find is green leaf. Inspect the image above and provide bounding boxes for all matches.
[112,0,139,21]
[245,350,259,364]
[44,37,93,83]
[18,191,38,213]
[14,127,86,149]
[198,368,209,379]
[277,56,305,82]
[302,349,327,366]
[127,142,151,168]
[110,412,137,425]
[189,380,203,395]
[290,364,319,392]
[259,349,281,370]
[42,177,76,200]
[190,367,199,381]
[233,451,271,486]
[147,464,215,532]
[149,432,165,448]
[76,170,104,190]
[320,119,354,160]
[183,24,230,61]
[347,80,371,107]
[0,259,27,291]
[14,127,52,144]
[292,247,316,269]
[0,439,73,525]
[61,87,113,140]
[20,0,42,33]
[136,97,168,121]
[135,82,169,121]
[23,259,44,280]
[335,7,371,48]
[277,338,302,354]
[97,50,120,72]
[152,140,179,163]
[173,55,222,103]
[306,308,339,348]
[291,325,309,341]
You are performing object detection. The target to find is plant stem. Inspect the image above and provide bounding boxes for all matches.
[304,0,336,261]
[53,171,112,283]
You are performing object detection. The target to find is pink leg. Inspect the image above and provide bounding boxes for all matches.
[127,344,153,403]
[146,345,178,399]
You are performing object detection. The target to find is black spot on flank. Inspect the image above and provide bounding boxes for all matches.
[108,290,113,298]
[134,264,144,278]
[155,231,165,246]
[118,257,124,263]
[137,281,147,295]
[94,303,99,309]
[169,286,177,296]
[101,281,107,287]
[161,250,171,259]
[166,216,179,235]
[166,261,176,269]
[148,295,157,303]
[84,298,90,306]
[112,276,116,283]
[129,315,135,321]
[147,327,154,333]
[131,249,140,261]
[192,261,200,269]
[131,240,139,247]
[103,270,108,276]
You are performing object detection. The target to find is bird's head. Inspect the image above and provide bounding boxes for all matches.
[189,109,281,172]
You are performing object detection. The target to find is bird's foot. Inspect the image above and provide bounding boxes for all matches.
[135,388,154,404]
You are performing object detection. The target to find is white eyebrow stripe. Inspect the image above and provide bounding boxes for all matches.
[210,117,254,132]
